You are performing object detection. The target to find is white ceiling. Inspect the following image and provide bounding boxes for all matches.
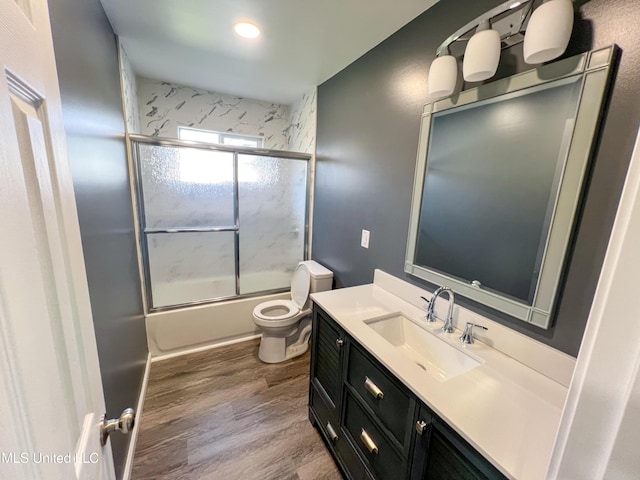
[100,0,439,105]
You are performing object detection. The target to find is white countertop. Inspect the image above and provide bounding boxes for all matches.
[311,274,571,480]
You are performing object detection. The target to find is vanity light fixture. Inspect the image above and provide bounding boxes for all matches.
[523,0,574,64]
[462,20,501,82]
[234,21,261,39]
[428,48,458,100]
[426,0,575,99]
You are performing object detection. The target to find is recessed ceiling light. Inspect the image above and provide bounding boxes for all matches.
[234,22,261,39]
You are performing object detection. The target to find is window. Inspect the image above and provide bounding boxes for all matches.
[178,126,264,148]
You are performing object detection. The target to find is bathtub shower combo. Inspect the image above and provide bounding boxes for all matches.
[130,135,316,355]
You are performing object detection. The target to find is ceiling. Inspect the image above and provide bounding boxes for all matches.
[100,0,439,105]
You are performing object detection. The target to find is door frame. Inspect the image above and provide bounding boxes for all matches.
[548,125,640,478]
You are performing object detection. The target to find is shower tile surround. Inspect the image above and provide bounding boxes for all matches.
[137,77,291,149]
[132,82,317,308]
[119,44,141,133]
[288,89,317,154]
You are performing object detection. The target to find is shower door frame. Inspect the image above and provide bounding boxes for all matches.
[129,134,312,312]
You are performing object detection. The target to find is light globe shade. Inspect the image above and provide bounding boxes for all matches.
[523,0,574,64]
[428,55,458,100]
[463,28,501,82]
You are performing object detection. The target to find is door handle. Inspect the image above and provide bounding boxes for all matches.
[101,408,135,446]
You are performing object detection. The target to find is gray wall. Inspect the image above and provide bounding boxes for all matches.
[48,0,147,477]
[314,0,640,357]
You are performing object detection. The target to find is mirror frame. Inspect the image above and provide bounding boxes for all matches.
[405,46,616,329]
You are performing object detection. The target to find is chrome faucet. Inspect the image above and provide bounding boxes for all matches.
[421,286,456,332]
[420,295,436,323]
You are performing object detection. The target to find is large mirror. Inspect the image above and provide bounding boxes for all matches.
[405,46,616,329]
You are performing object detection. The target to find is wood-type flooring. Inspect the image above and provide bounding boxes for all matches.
[131,339,343,480]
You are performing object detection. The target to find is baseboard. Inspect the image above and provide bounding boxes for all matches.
[121,352,152,480]
[151,333,261,363]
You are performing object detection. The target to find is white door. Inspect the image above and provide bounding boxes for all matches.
[0,1,115,479]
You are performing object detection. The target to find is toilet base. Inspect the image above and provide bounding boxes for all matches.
[257,317,312,363]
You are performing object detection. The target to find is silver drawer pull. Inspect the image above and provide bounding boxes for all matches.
[364,376,384,400]
[336,338,344,349]
[360,428,379,455]
[326,422,339,443]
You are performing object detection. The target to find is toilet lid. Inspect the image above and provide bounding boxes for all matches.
[290,264,310,309]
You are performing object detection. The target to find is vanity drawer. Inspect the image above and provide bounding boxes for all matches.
[311,386,370,480]
[310,385,339,438]
[344,392,405,480]
[347,343,412,445]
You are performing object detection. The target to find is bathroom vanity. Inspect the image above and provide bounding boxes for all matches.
[308,270,574,480]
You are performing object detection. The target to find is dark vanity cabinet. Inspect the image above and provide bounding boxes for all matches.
[309,306,507,480]
[309,306,373,480]
[412,406,507,480]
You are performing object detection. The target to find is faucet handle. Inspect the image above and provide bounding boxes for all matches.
[459,322,488,344]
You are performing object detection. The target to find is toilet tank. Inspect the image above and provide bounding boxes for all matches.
[299,260,333,293]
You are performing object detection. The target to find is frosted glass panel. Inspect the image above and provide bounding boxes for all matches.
[138,144,235,229]
[238,155,307,294]
[147,232,236,307]
[415,77,582,304]
[133,138,310,310]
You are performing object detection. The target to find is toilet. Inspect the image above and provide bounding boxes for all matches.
[253,260,333,363]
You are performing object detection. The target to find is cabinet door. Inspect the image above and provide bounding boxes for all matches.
[311,307,371,479]
[311,307,345,410]
[413,407,507,480]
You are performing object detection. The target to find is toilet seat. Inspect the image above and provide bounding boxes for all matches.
[254,299,300,321]
[252,265,311,328]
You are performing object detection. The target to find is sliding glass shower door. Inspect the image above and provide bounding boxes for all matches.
[132,137,309,310]
[238,154,307,294]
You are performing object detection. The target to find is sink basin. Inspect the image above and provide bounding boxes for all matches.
[365,314,481,382]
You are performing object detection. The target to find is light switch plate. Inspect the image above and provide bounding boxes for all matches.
[361,229,370,249]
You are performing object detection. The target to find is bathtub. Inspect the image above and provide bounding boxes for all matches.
[146,271,292,359]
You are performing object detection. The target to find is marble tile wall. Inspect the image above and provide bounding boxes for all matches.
[136,77,291,150]
[287,88,317,154]
[118,44,141,133]
[287,88,317,261]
